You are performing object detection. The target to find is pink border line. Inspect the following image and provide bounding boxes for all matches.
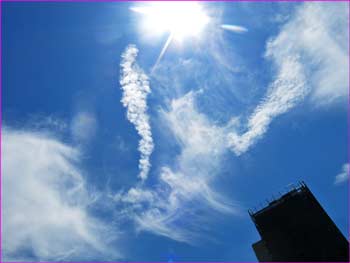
[1,0,2,261]
[347,0,350,261]
[0,0,349,263]
[0,0,350,2]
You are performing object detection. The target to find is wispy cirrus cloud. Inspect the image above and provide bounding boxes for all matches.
[115,1,349,245]
[266,2,349,106]
[228,55,307,155]
[115,92,237,243]
[136,92,236,242]
[334,163,349,185]
[228,2,348,155]
[120,45,154,181]
[2,127,120,261]
[71,111,97,144]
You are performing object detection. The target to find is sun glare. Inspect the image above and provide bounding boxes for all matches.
[131,2,210,42]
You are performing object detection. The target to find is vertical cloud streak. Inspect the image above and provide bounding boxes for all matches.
[120,45,154,181]
[113,92,238,244]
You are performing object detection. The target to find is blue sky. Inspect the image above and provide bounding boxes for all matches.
[2,1,349,261]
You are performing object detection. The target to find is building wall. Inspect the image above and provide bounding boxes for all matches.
[251,185,349,262]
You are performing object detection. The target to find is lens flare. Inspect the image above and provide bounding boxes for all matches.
[131,2,210,42]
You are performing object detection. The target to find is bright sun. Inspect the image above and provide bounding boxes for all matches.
[131,2,210,42]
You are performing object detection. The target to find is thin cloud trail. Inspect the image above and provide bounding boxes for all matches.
[120,45,154,181]
[151,33,174,74]
[221,24,248,34]
[227,56,307,155]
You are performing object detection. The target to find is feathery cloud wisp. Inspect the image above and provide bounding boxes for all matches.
[228,2,348,155]
[115,92,237,244]
[71,111,97,143]
[266,2,349,106]
[228,55,307,155]
[2,127,120,261]
[120,45,154,181]
[115,2,349,243]
[334,163,349,185]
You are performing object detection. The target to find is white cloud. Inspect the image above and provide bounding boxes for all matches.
[228,55,307,155]
[115,92,237,243]
[228,2,348,155]
[116,2,350,239]
[334,163,349,185]
[120,44,154,181]
[221,24,248,34]
[115,187,156,205]
[125,167,236,244]
[71,111,97,143]
[29,115,68,132]
[159,93,233,213]
[2,127,120,261]
[162,91,226,158]
[266,2,349,106]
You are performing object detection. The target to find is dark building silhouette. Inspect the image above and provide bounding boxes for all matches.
[249,182,349,262]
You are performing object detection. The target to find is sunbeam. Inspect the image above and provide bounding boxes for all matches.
[131,2,209,41]
[131,3,248,72]
[151,33,174,73]
[131,2,210,70]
